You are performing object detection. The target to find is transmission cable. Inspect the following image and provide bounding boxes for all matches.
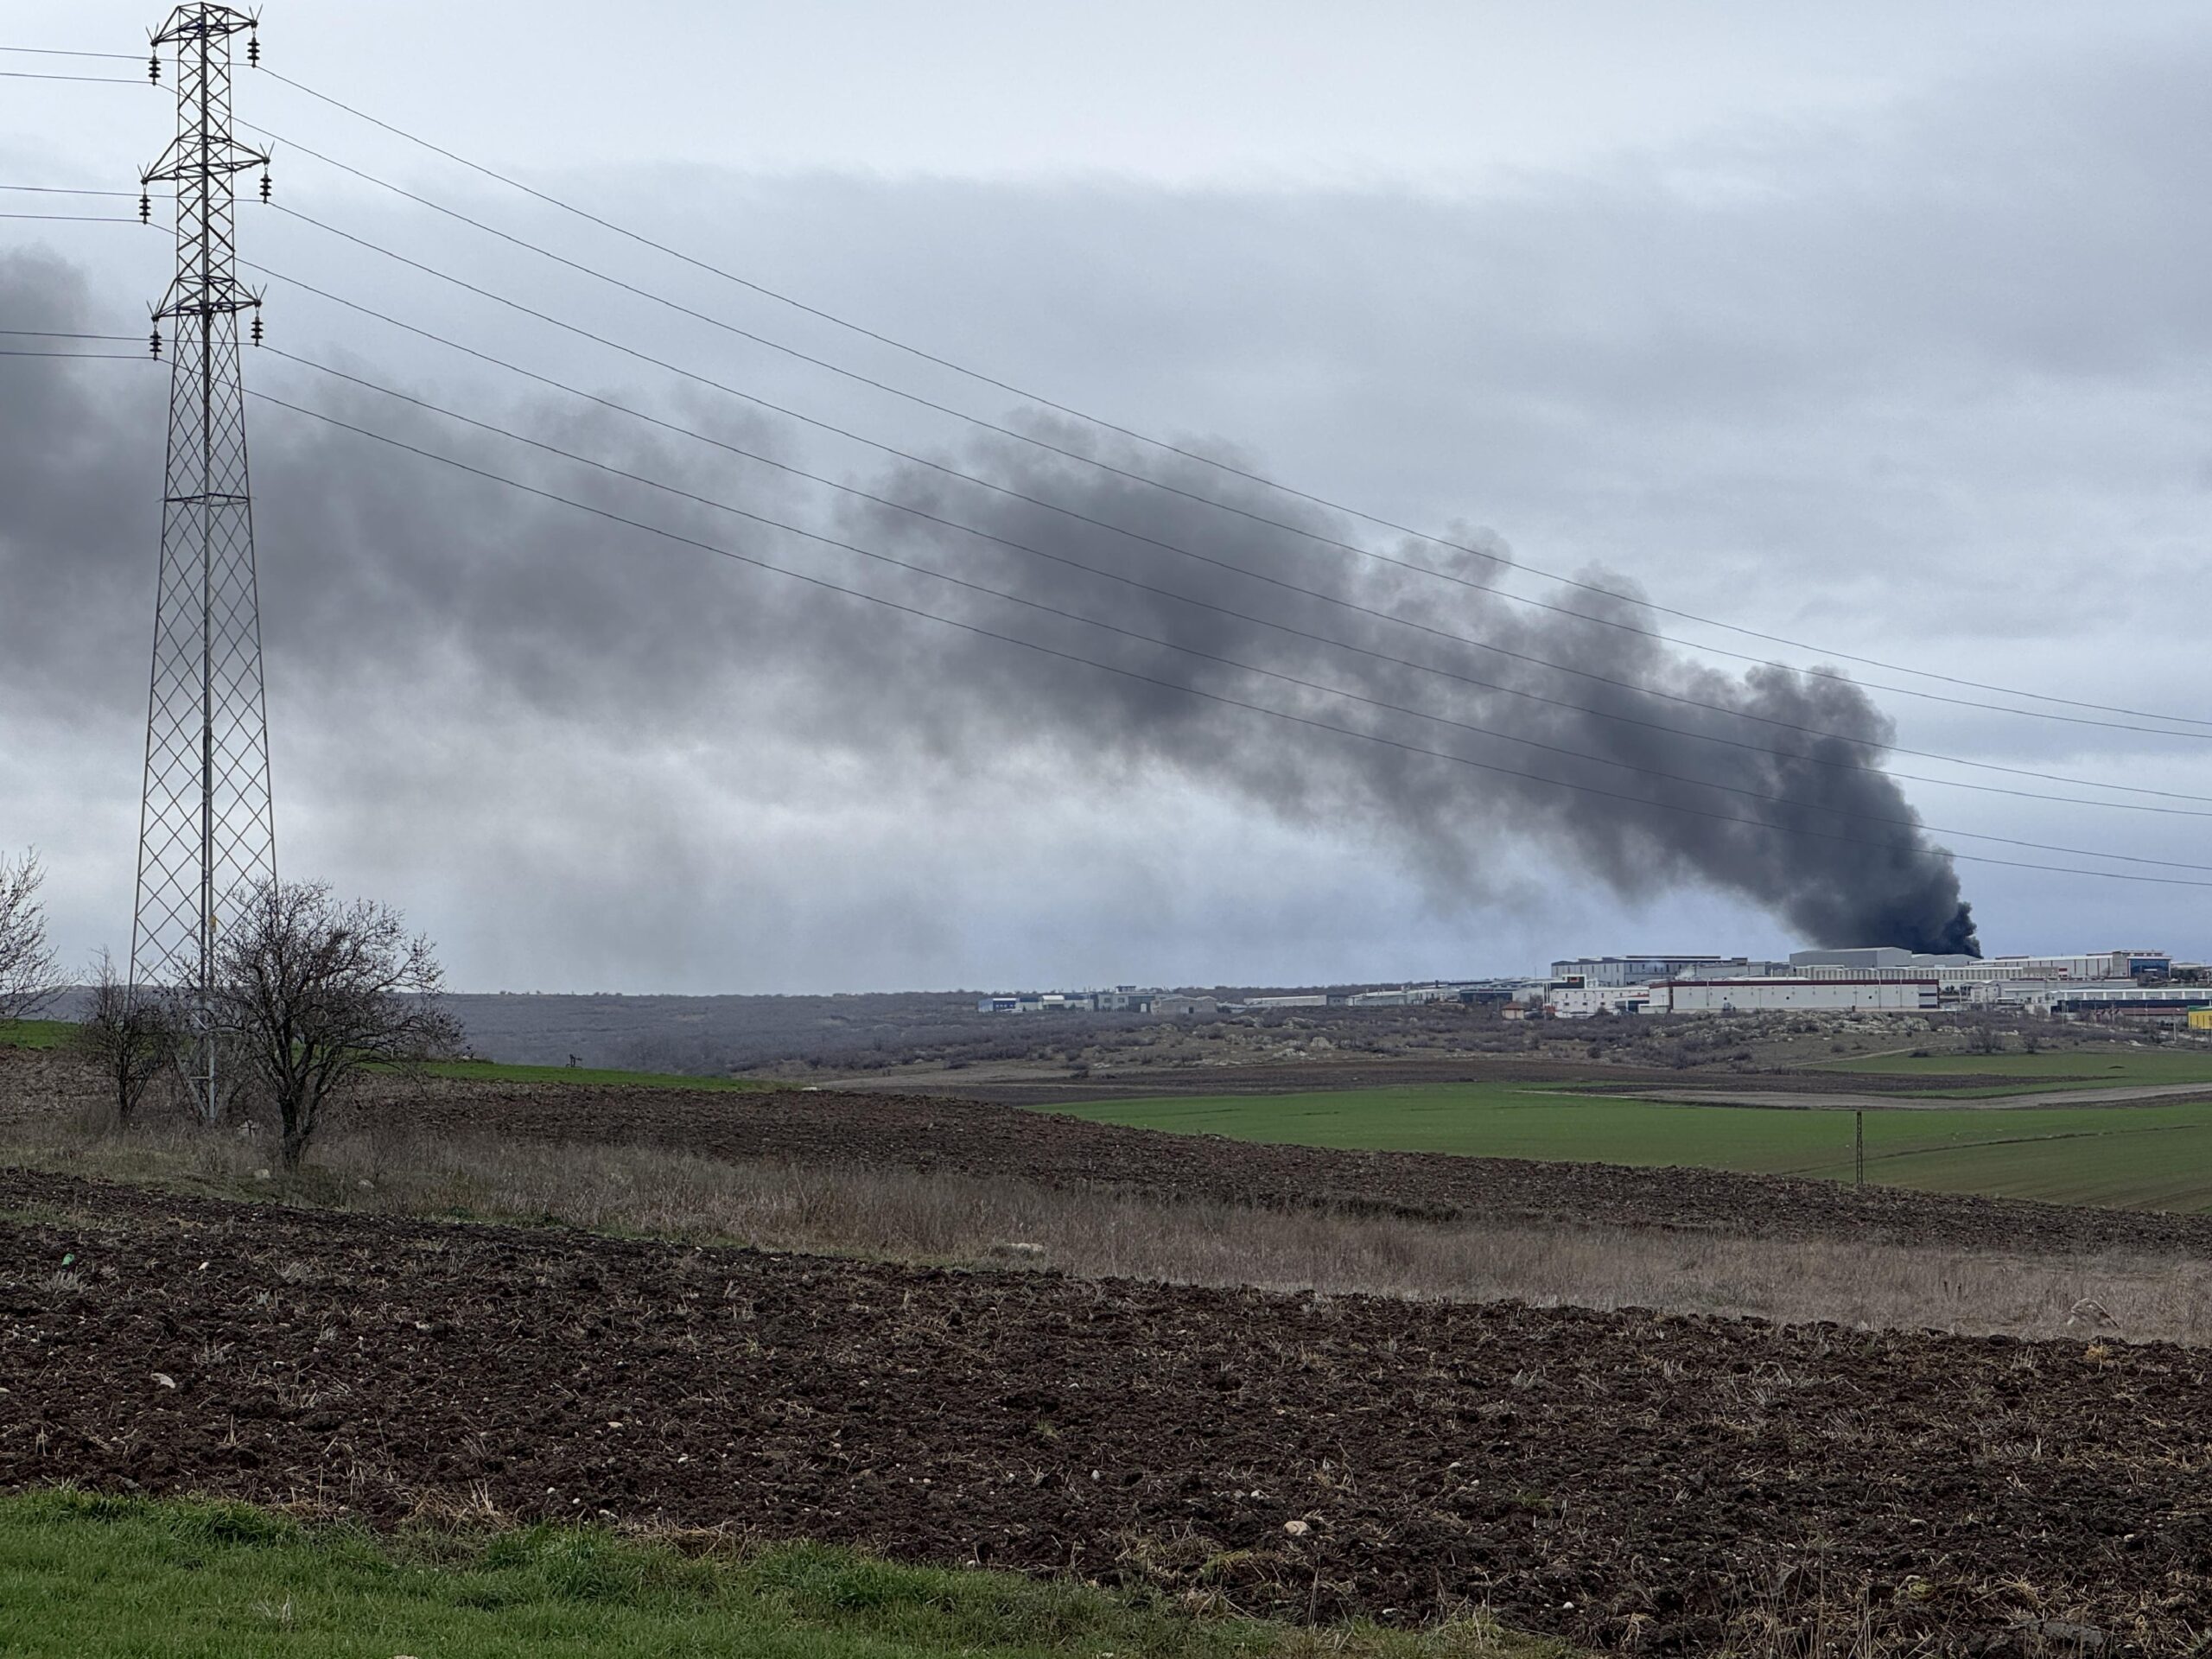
[0,45,141,60]
[254,204,2212,748]
[252,269,2212,818]
[253,353,2212,875]
[263,176,2212,739]
[247,75,2212,731]
[0,212,149,224]
[0,69,147,86]
[243,384,2212,891]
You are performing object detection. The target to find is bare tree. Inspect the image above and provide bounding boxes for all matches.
[0,850,62,1025]
[211,880,462,1169]
[73,951,182,1125]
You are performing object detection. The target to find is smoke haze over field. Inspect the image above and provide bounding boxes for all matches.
[8,4,2211,988]
[0,244,1980,963]
[832,429,1982,957]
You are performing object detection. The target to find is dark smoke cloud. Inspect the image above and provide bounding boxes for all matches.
[0,247,1974,957]
[826,423,1980,957]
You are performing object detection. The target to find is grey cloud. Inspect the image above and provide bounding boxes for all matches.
[3,247,1977,959]
[14,27,2212,986]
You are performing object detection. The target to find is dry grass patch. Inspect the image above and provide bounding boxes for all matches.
[10,1114,2212,1345]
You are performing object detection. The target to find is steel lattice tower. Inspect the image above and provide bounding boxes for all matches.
[130,3,275,1120]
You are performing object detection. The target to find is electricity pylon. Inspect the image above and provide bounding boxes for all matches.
[130,3,275,1122]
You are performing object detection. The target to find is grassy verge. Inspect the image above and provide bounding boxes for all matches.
[1051,1084,2212,1210]
[0,1019,73,1051]
[0,1491,1567,1659]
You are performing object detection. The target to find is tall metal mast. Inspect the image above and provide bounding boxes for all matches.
[130,3,276,1122]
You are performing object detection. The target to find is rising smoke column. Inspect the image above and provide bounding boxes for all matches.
[0,243,1980,956]
[828,417,1981,956]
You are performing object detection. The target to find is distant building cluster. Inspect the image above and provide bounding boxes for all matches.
[976,980,1526,1017]
[976,947,2211,1026]
[1541,947,2212,1020]
[978,987,1220,1017]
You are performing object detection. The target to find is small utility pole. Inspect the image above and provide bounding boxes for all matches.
[130,4,276,1123]
[1854,1109,1866,1187]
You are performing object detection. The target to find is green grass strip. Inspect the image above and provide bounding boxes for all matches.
[1051,1084,2212,1211]
[0,1490,1569,1658]
[0,1019,73,1052]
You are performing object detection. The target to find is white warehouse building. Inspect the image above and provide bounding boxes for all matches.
[1663,977,1940,1014]
[1549,954,1777,988]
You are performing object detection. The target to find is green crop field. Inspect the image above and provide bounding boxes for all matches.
[0,1019,73,1051]
[0,1491,1561,1659]
[1052,1083,2212,1211]
[1818,1047,2212,1095]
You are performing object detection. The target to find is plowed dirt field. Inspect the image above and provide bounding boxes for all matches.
[11,1041,2212,1257]
[372,1070,2212,1258]
[3,1166,2209,1656]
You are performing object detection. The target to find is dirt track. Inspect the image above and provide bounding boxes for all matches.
[3,1165,2207,1656]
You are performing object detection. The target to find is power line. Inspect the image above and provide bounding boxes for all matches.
[254,269,2212,819]
[244,384,2212,891]
[0,69,148,86]
[0,349,150,359]
[265,343,2212,870]
[0,327,142,341]
[0,212,150,224]
[0,44,142,61]
[255,205,2212,749]
[0,183,138,197]
[251,70,2212,732]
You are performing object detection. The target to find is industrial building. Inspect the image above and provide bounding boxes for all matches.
[1537,944,2199,1019]
[1547,984,1661,1017]
[1549,954,1780,988]
[1663,976,1939,1014]
[976,991,1097,1014]
[1791,947,2171,983]
[982,978,1522,1017]
[976,987,1217,1016]
[986,948,2202,1025]
[1977,982,2212,1019]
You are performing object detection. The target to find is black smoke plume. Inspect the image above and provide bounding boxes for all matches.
[824,422,1980,957]
[0,247,1978,957]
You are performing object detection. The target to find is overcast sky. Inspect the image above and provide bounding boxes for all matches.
[4,2,2210,993]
